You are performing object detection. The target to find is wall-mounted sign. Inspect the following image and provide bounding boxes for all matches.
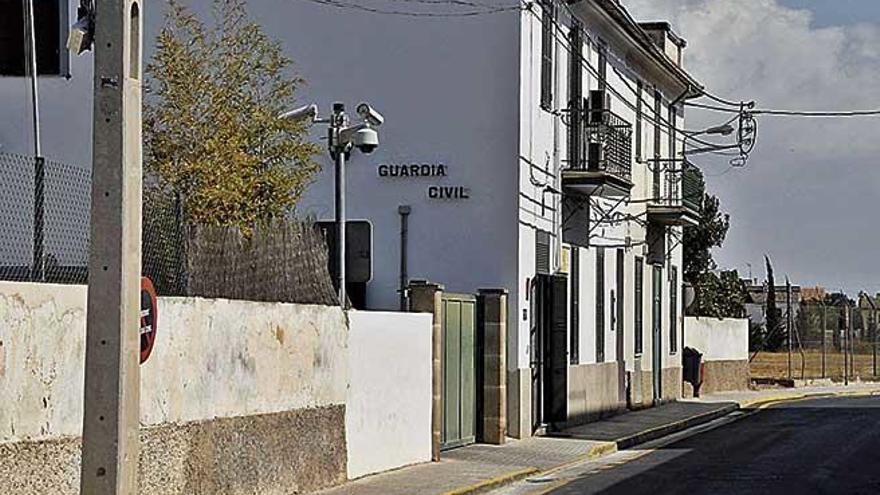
[378,163,447,177]
[377,162,471,200]
[140,277,158,364]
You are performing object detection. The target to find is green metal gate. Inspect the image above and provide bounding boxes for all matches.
[441,293,477,450]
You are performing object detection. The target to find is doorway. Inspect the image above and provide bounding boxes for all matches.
[652,266,663,403]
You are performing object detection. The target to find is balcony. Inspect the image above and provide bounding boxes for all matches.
[562,108,633,198]
[647,162,704,227]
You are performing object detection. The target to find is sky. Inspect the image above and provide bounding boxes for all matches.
[625,0,880,294]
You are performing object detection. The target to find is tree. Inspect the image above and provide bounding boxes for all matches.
[763,255,785,351]
[683,170,741,317]
[144,0,320,231]
[689,269,746,318]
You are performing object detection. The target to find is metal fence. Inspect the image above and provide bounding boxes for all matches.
[750,302,880,382]
[0,152,337,306]
[0,153,90,284]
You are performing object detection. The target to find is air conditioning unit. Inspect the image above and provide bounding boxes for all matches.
[587,90,611,124]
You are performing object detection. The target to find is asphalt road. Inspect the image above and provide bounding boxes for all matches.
[501,395,880,495]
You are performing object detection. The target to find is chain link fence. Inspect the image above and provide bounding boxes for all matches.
[750,302,880,382]
[0,152,337,306]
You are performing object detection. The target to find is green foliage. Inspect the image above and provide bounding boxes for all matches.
[683,186,730,285]
[683,171,741,317]
[763,256,785,351]
[689,269,746,319]
[144,0,320,232]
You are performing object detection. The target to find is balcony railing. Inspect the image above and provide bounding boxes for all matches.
[570,108,633,183]
[652,162,704,213]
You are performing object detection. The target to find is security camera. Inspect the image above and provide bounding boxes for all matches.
[279,104,319,123]
[356,102,384,127]
[67,16,93,55]
[353,127,379,154]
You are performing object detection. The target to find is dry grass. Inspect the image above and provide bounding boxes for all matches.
[750,350,880,380]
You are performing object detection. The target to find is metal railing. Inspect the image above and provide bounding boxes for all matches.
[571,108,633,182]
[652,162,704,212]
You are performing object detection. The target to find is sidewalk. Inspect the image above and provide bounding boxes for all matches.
[318,384,880,495]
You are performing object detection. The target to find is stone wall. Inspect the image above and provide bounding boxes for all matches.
[0,282,348,494]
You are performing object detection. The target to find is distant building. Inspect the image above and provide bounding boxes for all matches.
[744,282,802,327]
[800,286,827,303]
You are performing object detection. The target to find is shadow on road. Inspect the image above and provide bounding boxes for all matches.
[554,396,880,495]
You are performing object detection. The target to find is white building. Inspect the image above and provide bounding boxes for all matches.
[0,0,705,441]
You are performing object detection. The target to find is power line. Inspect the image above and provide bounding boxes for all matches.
[301,0,521,17]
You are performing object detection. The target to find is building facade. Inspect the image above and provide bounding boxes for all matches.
[0,0,705,439]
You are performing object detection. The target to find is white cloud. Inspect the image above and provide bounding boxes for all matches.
[625,0,880,291]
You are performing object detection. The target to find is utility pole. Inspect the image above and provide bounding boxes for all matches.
[80,1,144,494]
[786,279,792,380]
[821,303,827,379]
[22,0,44,281]
[844,301,849,386]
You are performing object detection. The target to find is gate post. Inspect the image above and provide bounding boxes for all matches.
[479,289,508,445]
[409,280,444,461]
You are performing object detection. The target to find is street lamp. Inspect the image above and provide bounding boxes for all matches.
[280,101,384,307]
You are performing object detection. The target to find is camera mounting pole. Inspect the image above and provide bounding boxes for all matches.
[329,103,350,307]
[280,101,384,308]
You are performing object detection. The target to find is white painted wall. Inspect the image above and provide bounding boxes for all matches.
[345,311,433,479]
[684,317,749,362]
[0,282,348,443]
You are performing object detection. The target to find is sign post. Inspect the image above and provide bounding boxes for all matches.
[80,1,144,493]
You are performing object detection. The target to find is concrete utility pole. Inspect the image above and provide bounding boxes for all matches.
[80,1,144,494]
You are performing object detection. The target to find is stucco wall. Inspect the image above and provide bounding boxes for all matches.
[684,317,749,362]
[0,281,349,493]
[346,311,432,479]
[684,317,750,394]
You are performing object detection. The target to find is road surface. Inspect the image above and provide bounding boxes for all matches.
[493,395,880,495]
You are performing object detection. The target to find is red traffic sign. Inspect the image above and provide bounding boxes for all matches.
[140,277,158,364]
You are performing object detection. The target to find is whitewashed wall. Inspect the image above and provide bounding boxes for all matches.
[684,317,749,362]
[345,311,433,479]
[0,282,348,443]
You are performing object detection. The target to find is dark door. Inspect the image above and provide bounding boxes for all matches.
[547,275,569,425]
[652,266,663,403]
[529,277,545,431]
[530,274,568,432]
[441,293,477,450]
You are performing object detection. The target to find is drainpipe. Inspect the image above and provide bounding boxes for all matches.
[398,205,411,311]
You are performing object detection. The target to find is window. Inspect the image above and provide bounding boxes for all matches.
[635,81,643,161]
[598,41,608,91]
[653,89,662,199]
[596,247,605,362]
[670,265,679,354]
[568,20,583,169]
[668,104,677,169]
[635,256,644,355]
[616,249,624,335]
[0,0,66,76]
[540,0,555,110]
[570,248,579,364]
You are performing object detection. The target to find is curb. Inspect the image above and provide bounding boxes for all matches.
[440,388,880,495]
[440,467,539,495]
[738,387,880,410]
[614,404,738,450]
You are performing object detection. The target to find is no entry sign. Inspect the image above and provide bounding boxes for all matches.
[140,277,158,364]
